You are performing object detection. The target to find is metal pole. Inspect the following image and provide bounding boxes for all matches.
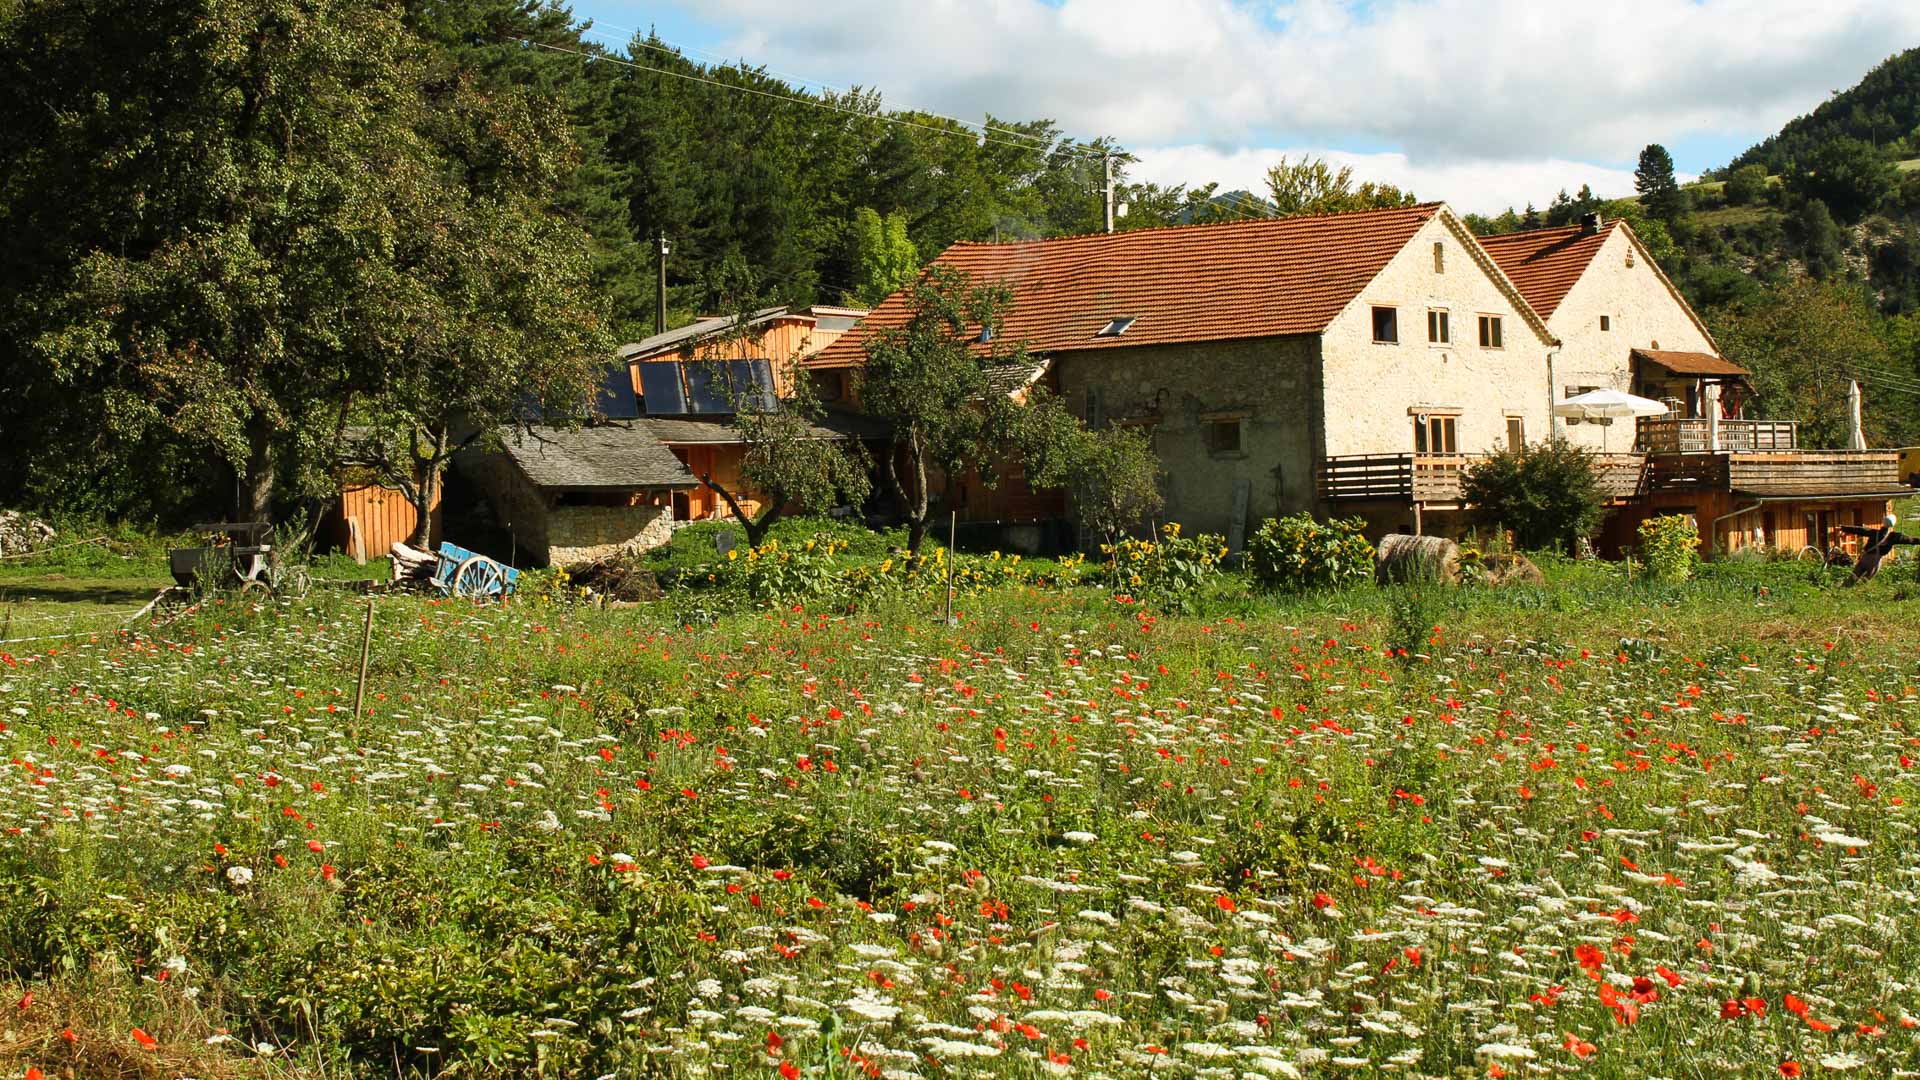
[352,599,375,726]
[656,234,670,335]
[944,511,957,625]
[1103,154,1115,234]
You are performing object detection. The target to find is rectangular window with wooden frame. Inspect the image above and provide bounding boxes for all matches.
[1204,418,1242,456]
[1413,415,1458,454]
[1506,416,1525,450]
[1371,306,1398,344]
[1477,315,1504,349]
[1427,309,1450,345]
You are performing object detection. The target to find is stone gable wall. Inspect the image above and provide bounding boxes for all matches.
[1322,215,1556,457]
[1052,335,1321,541]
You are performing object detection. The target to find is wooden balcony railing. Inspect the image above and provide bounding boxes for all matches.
[1636,417,1798,452]
[1319,453,1649,504]
[1646,450,1902,493]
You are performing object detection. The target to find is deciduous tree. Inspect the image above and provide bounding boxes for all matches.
[857,267,1024,553]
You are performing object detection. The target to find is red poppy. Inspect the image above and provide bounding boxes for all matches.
[1779,1064,1802,1078]
[131,1028,157,1049]
[779,1062,800,1080]
[1214,895,1236,913]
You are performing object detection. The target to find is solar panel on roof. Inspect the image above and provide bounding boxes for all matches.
[727,359,777,411]
[595,364,640,419]
[683,361,730,414]
[638,362,688,415]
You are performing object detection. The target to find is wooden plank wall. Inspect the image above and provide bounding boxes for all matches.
[338,485,440,558]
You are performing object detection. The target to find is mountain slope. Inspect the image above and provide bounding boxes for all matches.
[1727,48,1920,174]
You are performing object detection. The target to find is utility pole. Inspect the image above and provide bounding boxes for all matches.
[1103,153,1115,234]
[656,233,671,335]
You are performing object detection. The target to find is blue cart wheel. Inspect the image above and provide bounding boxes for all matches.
[452,556,505,601]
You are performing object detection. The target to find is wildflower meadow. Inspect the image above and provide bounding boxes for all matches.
[3,556,1920,1079]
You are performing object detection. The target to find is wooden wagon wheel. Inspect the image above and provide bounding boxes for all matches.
[452,556,506,600]
[235,579,273,603]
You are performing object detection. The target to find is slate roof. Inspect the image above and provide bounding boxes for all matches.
[1632,348,1751,377]
[617,308,789,362]
[810,204,1446,365]
[637,410,890,445]
[1477,222,1616,319]
[501,424,698,491]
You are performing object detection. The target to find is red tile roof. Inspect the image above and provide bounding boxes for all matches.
[1478,222,1617,319]
[810,204,1444,366]
[1632,348,1751,377]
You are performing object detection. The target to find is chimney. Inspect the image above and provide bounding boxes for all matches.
[1579,211,1603,236]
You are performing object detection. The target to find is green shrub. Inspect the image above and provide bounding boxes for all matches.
[1091,523,1224,607]
[1247,514,1374,592]
[1461,438,1605,552]
[1638,513,1701,581]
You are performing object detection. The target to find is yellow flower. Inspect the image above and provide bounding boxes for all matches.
[727,549,739,561]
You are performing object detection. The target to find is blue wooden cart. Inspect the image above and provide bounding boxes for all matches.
[431,542,519,600]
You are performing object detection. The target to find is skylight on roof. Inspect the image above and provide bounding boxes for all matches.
[1096,316,1136,338]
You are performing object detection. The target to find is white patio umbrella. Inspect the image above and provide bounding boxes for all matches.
[1553,388,1669,452]
[1847,379,1867,450]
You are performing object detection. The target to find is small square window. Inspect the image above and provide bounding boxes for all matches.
[1096,316,1136,337]
[1427,309,1450,344]
[1599,315,1611,331]
[1205,419,1243,456]
[1372,306,1398,344]
[1478,315,1504,349]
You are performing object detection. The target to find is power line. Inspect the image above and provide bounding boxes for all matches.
[576,22,1095,160]
[518,38,1108,163]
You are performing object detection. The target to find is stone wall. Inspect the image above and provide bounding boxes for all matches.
[1052,335,1322,542]
[1545,227,1718,452]
[546,504,675,568]
[1322,214,1558,458]
[464,453,551,558]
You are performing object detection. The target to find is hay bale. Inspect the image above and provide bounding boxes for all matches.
[1481,552,1544,587]
[1375,534,1461,586]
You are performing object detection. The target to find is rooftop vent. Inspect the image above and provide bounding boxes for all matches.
[978,325,993,344]
[1579,211,1603,236]
[1096,316,1137,338]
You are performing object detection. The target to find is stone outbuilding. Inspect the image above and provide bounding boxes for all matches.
[465,423,697,568]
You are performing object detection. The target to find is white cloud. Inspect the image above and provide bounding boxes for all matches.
[586,0,1920,211]
[1126,145,1673,215]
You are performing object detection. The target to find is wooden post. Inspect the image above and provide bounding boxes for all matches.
[352,600,375,726]
[944,511,957,625]
[1413,502,1424,536]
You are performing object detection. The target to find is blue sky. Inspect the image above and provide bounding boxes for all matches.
[565,1,1920,214]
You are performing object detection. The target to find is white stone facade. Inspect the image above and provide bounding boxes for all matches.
[1320,214,1555,458]
[1539,227,1717,452]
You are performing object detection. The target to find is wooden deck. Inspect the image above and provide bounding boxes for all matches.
[1318,453,1648,505]
[1319,449,1905,507]
[1636,417,1798,453]
[1645,449,1903,494]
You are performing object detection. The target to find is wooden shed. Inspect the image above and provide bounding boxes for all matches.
[333,483,440,562]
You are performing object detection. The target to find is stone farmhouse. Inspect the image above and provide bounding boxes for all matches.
[814,203,1908,556]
